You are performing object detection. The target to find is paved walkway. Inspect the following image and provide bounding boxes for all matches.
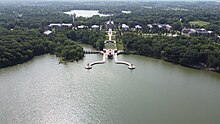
[85,28,135,69]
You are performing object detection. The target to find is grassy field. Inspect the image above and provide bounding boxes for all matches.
[189,21,210,27]
[117,43,124,50]
[111,35,115,40]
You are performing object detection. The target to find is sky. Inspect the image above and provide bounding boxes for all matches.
[0,0,218,1]
[0,0,219,3]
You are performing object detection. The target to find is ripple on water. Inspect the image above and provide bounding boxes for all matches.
[0,54,220,124]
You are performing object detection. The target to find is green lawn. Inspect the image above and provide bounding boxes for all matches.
[111,35,115,40]
[189,21,210,27]
[117,43,124,50]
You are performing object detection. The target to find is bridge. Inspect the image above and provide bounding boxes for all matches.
[84,50,101,54]
[85,26,135,70]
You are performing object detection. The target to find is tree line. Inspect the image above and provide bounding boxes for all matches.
[66,30,106,50]
[122,33,220,72]
[0,27,84,68]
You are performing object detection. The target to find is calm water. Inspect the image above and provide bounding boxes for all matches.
[0,45,220,124]
[64,10,111,17]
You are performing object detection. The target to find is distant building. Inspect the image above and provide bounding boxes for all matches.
[147,24,153,29]
[196,28,213,36]
[161,24,172,31]
[61,23,72,27]
[217,36,220,42]
[106,19,114,29]
[182,28,197,36]
[77,25,88,29]
[182,28,213,36]
[151,24,160,29]
[17,14,23,18]
[122,11,131,14]
[48,23,72,28]
[135,25,142,31]
[49,24,62,27]
[44,30,52,35]
[147,24,172,31]
[121,24,129,31]
[91,25,100,31]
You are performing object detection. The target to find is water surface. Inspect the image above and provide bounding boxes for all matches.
[0,45,220,124]
[64,10,111,17]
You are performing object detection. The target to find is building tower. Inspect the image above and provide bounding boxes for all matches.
[71,13,76,23]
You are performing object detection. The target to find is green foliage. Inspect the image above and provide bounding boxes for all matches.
[0,27,84,68]
[172,22,183,31]
[67,30,105,50]
[61,45,83,61]
[122,33,220,71]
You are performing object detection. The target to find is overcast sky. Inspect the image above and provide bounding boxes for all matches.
[0,0,218,1]
[0,0,219,3]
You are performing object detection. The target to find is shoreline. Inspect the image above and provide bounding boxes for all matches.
[125,51,220,73]
[1,49,219,73]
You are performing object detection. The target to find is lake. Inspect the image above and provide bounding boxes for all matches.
[64,10,111,18]
[0,45,220,124]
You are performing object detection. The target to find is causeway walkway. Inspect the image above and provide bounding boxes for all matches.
[114,52,135,69]
[85,28,135,69]
[85,51,106,69]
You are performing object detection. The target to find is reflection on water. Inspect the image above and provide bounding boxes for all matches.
[0,45,220,124]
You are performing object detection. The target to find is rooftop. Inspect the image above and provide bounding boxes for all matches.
[78,25,87,29]
[49,24,62,27]
[122,24,129,28]
[44,30,52,35]
[135,25,142,29]
[91,25,99,28]
[107,21,114,25]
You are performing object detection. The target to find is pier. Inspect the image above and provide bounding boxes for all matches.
[84,50,101,54]
[114,52,135,69]
[85,21,135,70]
[85,51,106,69]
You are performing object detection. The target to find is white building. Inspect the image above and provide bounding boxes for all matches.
[44,30,52,35]
[77,25,88,29]
[107,20,114,25]
[61,23,72,27]
[48,24,62,27]
[91,25,99,29]
[147,24,153,29]
[122,24,129,31]
[135,25,142,31]
[182,28,213,36]
[162,24,172,30]
[148,24,172,31]
[135,25,142,29]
